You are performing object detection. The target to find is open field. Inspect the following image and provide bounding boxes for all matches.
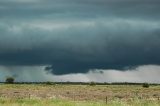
[0,84,160,106]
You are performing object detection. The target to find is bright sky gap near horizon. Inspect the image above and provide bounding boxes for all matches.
[0,0,160,83]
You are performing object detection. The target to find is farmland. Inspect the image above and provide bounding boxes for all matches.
[0,84,160,106]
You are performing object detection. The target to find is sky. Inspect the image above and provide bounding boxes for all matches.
[0,0,160,83]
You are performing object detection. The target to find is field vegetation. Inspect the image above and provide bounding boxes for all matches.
[0,83,159,106]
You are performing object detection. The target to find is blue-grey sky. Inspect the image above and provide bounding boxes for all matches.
[0,0,160,82]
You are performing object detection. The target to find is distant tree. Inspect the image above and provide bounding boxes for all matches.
[104,82,109,85]
[142,83,149,88]
[89,81,96,86]
[45,81,52,85]
[5,77,15,84]
[45,81,55,85]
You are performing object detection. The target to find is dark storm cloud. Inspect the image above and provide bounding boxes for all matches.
[0,0,160,20]
[0,0,160,74]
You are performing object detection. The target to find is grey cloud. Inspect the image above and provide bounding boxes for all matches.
[1,65,160,83]
[0,0,160,20]
[0,0,160,75]
[0,19,160,74]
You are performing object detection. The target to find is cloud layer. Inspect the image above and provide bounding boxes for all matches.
[0,0,160,75]
[0,65,160,83]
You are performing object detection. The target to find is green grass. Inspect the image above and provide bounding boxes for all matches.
[0,98,159,106]
[0,98,105,106]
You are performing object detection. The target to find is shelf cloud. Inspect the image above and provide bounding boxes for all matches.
[0,0,160,76]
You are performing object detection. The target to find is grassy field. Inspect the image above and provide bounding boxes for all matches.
[0,84,160,106]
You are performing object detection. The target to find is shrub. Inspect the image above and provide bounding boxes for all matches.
[104,82,109,85]
[142,83,149,88]
[89,81,96,86]
[45,81,55,85]
[5,77,15,84]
